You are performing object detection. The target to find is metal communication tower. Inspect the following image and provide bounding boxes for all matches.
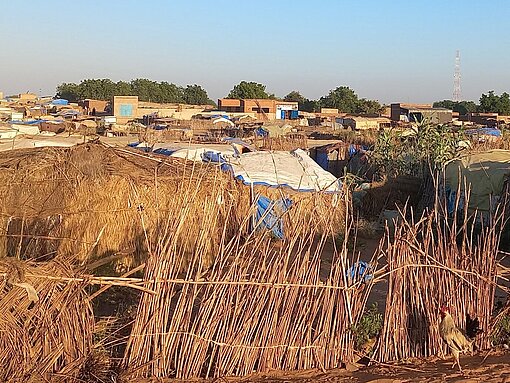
[453,50,461,101]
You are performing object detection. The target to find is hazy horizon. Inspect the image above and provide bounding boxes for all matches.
[1,0,508,104]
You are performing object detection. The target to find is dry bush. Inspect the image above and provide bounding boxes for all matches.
[0,257,94,382]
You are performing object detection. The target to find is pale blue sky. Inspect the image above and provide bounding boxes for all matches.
[1,0,509,103]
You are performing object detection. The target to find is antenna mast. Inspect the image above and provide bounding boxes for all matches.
[453,50,461,101]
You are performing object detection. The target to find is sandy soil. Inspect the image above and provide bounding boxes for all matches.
[155,351,510,383]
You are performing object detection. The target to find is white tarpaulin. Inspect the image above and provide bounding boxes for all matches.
[225,149,341,192]
[151,142,236,161]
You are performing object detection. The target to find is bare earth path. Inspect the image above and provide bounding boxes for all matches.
[155,351,510,383]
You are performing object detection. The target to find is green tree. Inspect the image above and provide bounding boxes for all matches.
[479,91,510,114]
[129,78,163,102]
[320,86,360,113]
[78,78,117,100]
[433,100,477,115]
[301,99,321,112]
[55,82,80,102]
[357,98,384,114]
[115,81,132,96]
[501,92,510,115]
[226,81,270,99]
[158,81,184,103]
[284,90,316,111]
[284,90,306,103]
[183,84,214,105]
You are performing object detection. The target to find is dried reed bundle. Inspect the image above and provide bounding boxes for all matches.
[123,179,372,379]
[256,135,308,151]
[376,187,502,361]
[0,256,94,382]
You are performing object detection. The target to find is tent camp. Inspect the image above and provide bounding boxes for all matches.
[223,149,342,193]
[444,149,510,213]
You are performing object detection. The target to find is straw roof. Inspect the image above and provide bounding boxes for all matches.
[0,143,235,270]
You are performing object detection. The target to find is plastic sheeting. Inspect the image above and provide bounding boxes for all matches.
[254,195,292,239]
[444,149,510,212]
[224,149,342,193]
[465,127,502,137]
[51,99,69,105]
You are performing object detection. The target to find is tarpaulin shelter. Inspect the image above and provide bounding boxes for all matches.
[223,149,342,193]
[444,149,510,214]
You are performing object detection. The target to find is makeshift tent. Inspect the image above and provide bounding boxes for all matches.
[257,124,294,138]
[223,149,342,193]
[444,150,510,213]
[150,142,235,161]
[213,117,235,127]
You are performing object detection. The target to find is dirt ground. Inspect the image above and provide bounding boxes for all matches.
[155,351,510,383]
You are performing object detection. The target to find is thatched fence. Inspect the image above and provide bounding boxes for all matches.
[377,195,502,361]
[0,257,94,382]
[1,142,509,380]
[123,194,376,379]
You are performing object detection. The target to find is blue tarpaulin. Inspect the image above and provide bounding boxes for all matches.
[153,148,177,156]
[346,261,373,284]
[254,195,292,239]
[202,151,225,163]
[51,99,68,105]
[255,127,268,137]
[465,127,502,137]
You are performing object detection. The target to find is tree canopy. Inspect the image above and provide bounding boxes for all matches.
[479,91,510,115]
[319,86,383,114]
[283,91,320,112]
[55,79,214,105]
[183,84,214,105]
[432,100,478,115]
[226,81,271,99]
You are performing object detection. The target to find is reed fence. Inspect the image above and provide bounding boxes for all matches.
[377,185,503,361]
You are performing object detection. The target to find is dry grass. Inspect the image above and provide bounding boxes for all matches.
[0,144,240,270]
[0,143,346,272]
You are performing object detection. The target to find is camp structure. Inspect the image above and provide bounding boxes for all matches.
[443,149,510,216]
[223,149,342,193]
[309,142,371,178]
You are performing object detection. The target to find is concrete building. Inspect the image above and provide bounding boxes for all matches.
[391,103,452,124]
[137,102,212,120]
[79,99,109,115]
[320,108,339,115]
[217,98,298,120]
[113,96,139,124]
[338,116,391,130]
[459,112,499,127]
[18,93,37,101]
